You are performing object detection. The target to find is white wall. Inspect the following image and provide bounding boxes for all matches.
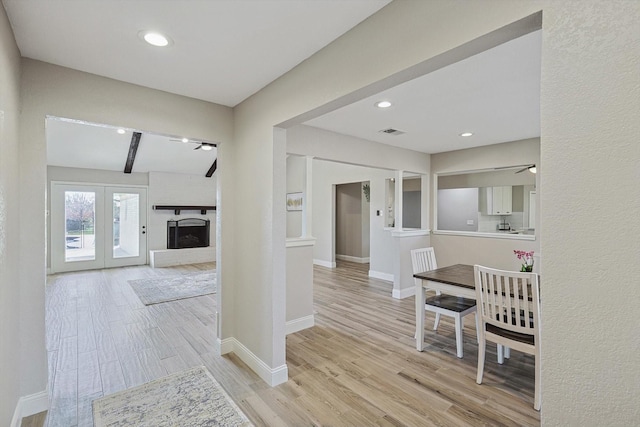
[18,58,232,407]
[540,2,640,423]
[285,243,314,326]
[392,232,431,298]
[0,4,23,424]
[148,171,217,252]
[236,2,639,423]
[6,1,639,424]
[286,124,430,277]
[287,125,429,173]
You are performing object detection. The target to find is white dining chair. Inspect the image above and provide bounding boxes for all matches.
[411,247,478,358]
[473,265,542,410]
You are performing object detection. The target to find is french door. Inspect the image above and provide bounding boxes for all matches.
[51,183,147,273]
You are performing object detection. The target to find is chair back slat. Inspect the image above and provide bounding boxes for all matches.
[411,247,438,277]
[474,265,541,336]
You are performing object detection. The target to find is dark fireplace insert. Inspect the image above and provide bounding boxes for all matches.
[167,218,210,249]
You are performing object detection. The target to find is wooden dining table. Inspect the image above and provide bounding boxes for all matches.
[414,263,539,352]
[413,264,477,351]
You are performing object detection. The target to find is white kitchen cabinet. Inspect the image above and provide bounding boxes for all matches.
[485,186,512,215]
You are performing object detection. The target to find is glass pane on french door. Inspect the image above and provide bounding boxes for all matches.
[51,183,105,273]
[112,192,140,258]
[64,190,96,262]
[104,186,147,269]
[51,183,147,273]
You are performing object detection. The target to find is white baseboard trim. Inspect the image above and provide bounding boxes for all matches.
[392,287,416,300]
[219,337,288,387]
[218,337,234,355]
[313,259,336,268]
[285,315,315,335]
[286,237,316,248]
[369,270,394,282]
[335,254,370,264]
[11,389,49,427]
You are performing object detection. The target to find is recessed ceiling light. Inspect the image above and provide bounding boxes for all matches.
[201,145,213,151]
[375,101,392,109]
[140,31,171,47]
[116,128,126,134]
[181,138,189,143]
[460,132,473,137]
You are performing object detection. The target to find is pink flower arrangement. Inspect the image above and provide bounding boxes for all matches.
[514,250,534,272]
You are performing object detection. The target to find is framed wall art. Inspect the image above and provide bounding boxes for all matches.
[286,192,303,211]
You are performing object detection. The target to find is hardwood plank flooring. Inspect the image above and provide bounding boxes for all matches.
[34,260,540,426]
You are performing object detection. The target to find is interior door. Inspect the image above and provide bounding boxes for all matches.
[51,183,147,273]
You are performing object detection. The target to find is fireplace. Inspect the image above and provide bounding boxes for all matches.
[167,218,210,249]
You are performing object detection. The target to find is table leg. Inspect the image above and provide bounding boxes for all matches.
[416,280,425,351]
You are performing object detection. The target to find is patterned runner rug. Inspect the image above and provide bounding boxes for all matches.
[93,366,253,426]
[128,271,216,305]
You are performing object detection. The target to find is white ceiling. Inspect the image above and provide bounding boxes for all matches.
[305,30,541,154]
[6,1,540,174]
[46,119,217,176]
[3,0,391,107]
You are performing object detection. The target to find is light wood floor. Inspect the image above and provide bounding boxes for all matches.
[29,260,540,426]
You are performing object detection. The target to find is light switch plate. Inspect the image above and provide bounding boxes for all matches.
[467,219,474,225]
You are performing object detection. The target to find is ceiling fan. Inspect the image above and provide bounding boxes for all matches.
[192,142,215,151]
[493,164,537,174]
[169,138,216,151]
[515,164,536,174]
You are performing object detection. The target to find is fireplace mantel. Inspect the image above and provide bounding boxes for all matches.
[153,205,216,215]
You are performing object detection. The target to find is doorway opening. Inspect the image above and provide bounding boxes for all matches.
[335,181,370,264]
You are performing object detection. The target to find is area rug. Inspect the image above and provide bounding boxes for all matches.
[93,366,253,427]
[128,271,216,305]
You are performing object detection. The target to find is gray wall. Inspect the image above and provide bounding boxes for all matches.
[402,190,421,229]
[438,166,536,189]
[0,4,23,423]
[437,188,479,232]
[285,244,314,323]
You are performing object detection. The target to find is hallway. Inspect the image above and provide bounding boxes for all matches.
[39,260,539,426]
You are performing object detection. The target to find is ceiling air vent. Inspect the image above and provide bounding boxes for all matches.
[379,128,406,136]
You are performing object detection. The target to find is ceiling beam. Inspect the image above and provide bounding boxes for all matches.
[206,158,217,178]
[124,132,142,174]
